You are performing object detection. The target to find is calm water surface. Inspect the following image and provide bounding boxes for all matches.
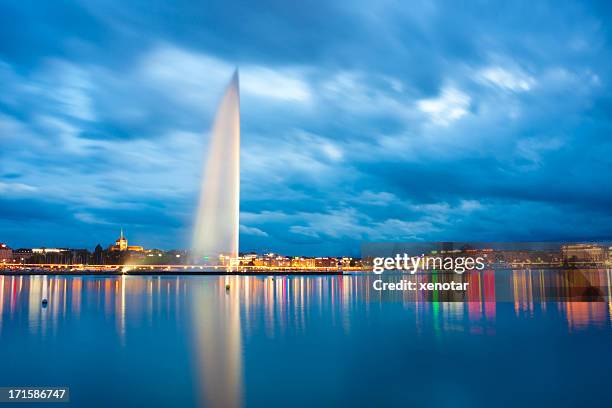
[0,272,611,407]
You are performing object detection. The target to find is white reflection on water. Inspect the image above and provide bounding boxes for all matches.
[192,276,243,408]
[119,275,126,345]
[1,271,611,337]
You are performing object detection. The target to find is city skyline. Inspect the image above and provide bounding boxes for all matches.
[2,232,611,270]
[1,1,612,256]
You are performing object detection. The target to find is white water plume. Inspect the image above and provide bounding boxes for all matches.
[192,70,240,265]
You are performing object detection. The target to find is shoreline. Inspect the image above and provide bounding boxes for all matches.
[0,270,345,276]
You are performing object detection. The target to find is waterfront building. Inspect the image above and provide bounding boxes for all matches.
[0,243,12,263]
[28,248,75,264]
[561,244,606,264]
[315,257,337,268]
[291,257,316,268]
[239,253,258,266]
[13,248,33,263]
[499,250,561,266]
[32,248,67,254]
[340,257,359,268]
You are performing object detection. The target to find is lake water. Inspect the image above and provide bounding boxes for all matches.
[0,271,611,407]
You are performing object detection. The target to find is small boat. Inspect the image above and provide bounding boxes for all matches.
[41,298,48,307]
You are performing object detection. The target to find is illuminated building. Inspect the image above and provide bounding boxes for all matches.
[29,248,87,264]
[32,248,66,254]
[111,229,128,251]
[498,250,560,266]
[13,248,33,262]
[109,229,144,252]
[561,244,605,264]
[31,248,69,264]
[291,257,316,268]
[315,257,337,268]
[238,253,258,266]
[0,243,12,263]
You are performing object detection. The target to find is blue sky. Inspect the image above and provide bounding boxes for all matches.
[1,0,611,255]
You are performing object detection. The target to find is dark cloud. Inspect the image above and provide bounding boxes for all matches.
[1,0,611,253]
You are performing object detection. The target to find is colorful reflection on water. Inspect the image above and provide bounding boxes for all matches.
[0,271,611,407]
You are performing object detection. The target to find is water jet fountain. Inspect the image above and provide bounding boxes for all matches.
[192,70,241,267]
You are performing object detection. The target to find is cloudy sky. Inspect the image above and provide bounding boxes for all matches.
[1,1,611,255]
